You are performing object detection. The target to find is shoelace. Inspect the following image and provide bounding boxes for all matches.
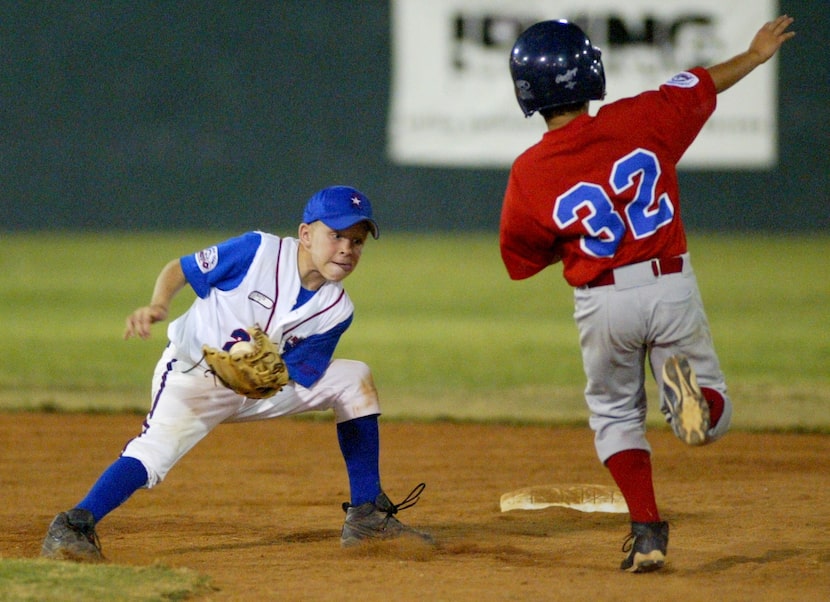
[621,531,636,554]
[341,482,427,516]
[387,482,426,515]
[377,483,426,531]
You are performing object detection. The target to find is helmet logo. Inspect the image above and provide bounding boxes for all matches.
[515,79,534,100]
[555,68,579,89]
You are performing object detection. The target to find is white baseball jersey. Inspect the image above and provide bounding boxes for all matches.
[170,231,354,388]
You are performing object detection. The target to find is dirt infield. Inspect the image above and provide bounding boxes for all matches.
[3,413,828,601]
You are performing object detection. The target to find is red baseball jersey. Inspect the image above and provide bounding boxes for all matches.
[500,67,717,286]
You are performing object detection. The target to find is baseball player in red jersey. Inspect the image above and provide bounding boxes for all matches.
[501,16,795,572]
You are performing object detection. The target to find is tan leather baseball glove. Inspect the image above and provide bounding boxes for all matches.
[202,325,289,399]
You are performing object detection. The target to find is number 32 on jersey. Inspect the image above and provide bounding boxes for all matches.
[554,148,674,258]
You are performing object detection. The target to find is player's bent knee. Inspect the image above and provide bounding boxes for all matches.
[327,359,381,422]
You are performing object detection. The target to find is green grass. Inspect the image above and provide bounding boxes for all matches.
[0,558,212,601]
[1,231,828,430]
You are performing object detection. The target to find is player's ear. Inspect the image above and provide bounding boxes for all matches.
[298,223,313,247]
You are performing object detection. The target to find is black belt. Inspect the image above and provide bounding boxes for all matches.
[585,257,684,288]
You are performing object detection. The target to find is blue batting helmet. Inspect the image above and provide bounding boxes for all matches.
[509,20,606,117]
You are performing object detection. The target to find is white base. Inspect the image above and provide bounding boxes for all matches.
[500,484,629,514]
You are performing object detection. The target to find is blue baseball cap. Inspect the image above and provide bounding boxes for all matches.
[302,185,379,239]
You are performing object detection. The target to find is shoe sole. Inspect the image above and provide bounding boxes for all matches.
[341,529,435,548]
[662,356,710,446]
[625,551,666,573]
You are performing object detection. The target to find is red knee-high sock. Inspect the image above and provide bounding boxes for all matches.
[605,449,660,523]
[701,387,724,427]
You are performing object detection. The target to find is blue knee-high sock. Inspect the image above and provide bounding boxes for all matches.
[336,414,381,506]
[76,456,148,523]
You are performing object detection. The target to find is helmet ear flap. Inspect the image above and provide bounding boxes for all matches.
[509,20,606,117]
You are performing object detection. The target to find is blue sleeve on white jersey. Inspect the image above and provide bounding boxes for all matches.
[180,232,262,298]
[283,315,353,388]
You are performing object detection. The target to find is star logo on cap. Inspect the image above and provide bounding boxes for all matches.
[350,195,362,207]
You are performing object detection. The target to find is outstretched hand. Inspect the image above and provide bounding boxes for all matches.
[123,258,186,340]
[124,304,169,340]
[708,14,796,94]
[748,15,795,64]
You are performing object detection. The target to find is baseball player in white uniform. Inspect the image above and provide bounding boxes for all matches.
[42,185,433,561]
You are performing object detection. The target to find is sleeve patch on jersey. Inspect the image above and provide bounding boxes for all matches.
[195,246,218,273]
[665,71,699,88]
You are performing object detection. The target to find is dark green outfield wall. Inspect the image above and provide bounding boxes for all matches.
[1,2,826,233]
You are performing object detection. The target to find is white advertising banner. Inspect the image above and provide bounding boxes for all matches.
[388,0,778,169]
